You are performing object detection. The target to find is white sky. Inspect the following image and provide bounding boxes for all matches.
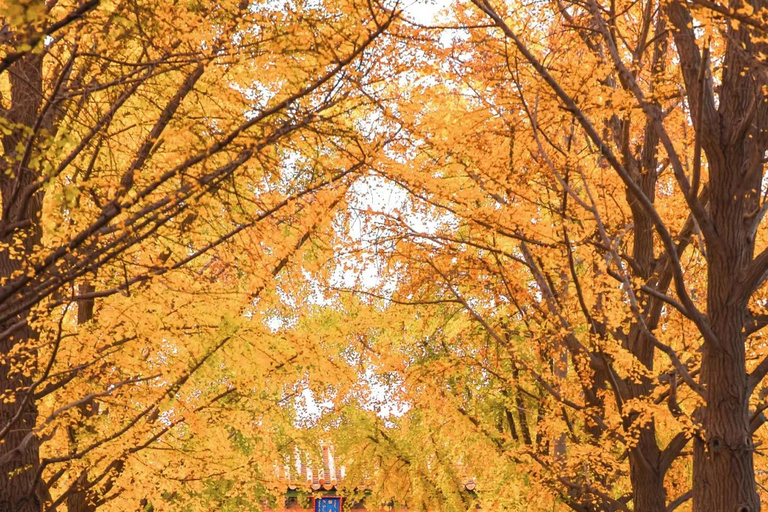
[404,0,448,22]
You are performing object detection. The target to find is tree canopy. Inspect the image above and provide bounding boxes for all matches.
[3,0,768,511]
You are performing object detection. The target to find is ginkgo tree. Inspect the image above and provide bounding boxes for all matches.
[0,0,398,510]
[311,0,768,510]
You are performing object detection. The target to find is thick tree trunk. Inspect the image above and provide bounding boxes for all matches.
[694,308,756,511]
[629,447,666,512]
[0,321,43,512]
[0,48,46,511]
[694,261,757,512]
[667,3,766,506]
[693,140,762,511]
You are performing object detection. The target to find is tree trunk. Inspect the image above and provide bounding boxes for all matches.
[0,47,46,512]
[694,259,757,512]
[693,124,763,510]
[691,14,766,505]
[0,321,44,512]
[629,433,665,512]
[694,302,756,511]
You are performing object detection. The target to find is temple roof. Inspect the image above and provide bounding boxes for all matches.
[282,444,343,491]
[279,443,476,493]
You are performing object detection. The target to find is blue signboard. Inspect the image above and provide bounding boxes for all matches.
[315,497,341,512]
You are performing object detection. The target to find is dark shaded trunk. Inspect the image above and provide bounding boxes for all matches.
[628,432,665,512]
[0,312,43,512]
[695,267,756,511]
[694,199,758,511]
[0,49,46,511]
[686,7,767,507]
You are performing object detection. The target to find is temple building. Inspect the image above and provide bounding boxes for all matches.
[266,445,476,512]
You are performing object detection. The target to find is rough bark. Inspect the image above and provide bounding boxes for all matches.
[0,49,46,511]
[668,0,768,508]
[695,211,757,511]
[693,152,761,512]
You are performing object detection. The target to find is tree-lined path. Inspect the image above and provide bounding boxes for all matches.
[2,0,768,511]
